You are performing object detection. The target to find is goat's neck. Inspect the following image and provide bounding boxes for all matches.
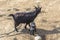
[33,10,40,18]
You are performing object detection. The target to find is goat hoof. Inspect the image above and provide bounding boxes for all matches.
[15,30,19,32]
[16,31,19,32]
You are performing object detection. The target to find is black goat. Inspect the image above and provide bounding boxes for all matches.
[9,6,41,32]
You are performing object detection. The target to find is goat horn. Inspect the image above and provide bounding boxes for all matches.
[34,6,38,9]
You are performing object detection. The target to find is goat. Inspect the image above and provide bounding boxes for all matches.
[9,6,41,32]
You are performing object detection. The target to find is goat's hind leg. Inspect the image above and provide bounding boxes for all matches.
[15,24,18,32]
[25,23,28,29]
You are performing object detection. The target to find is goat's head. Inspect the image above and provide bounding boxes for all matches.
[34,6,42,14]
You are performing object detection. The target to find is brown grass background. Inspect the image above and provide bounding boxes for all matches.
[0,0,60,40]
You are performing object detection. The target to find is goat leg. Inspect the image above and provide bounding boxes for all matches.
[25,23,28,29]
[15,24,18,32]
[34,28,36,32]
[15,26,18,32]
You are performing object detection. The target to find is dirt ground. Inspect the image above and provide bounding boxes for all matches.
[0,0,60,40]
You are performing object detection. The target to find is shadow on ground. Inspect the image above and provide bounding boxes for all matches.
[21,27,60,40]
[21,27,60,35]
[0,27,60,40]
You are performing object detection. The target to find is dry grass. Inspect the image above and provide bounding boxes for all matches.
[0,0,60,40]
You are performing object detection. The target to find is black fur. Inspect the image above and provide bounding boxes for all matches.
[9,6,41,32]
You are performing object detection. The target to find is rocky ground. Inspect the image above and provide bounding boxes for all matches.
[0,0,60,40]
